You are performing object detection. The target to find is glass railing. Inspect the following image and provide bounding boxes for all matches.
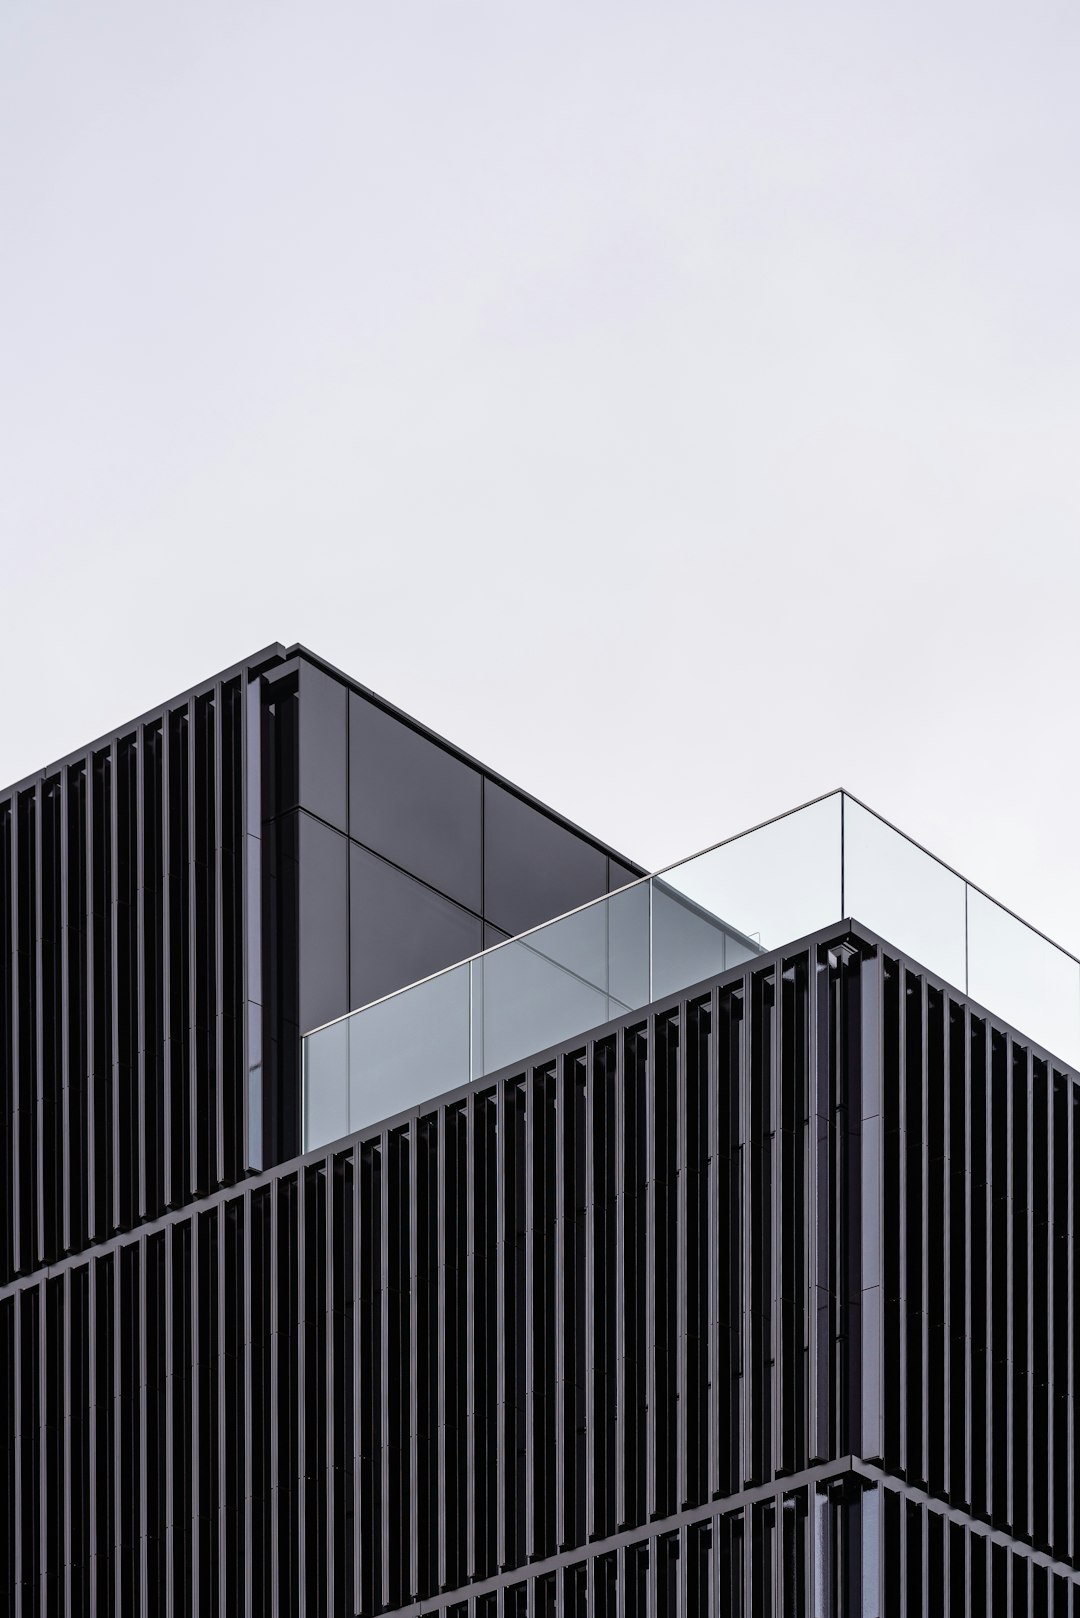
[303,790,1080,1148]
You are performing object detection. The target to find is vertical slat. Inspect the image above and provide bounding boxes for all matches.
[495,1085,508,1577]
[554,1059,567,1553]
[146,723,165,1226]
[676,1008,689,1513]
[61,1269,72,1617]
[216,1202,228,1618]
[163,1230,174,1618]
[12,1283,23,1614]
[0,802,11,1288]
[160,719,173,1216]
[139,1236,150,1618]
[190,1213,203,1613]
[1068,1081,1076,1566]
[614,1034,627,1534]
[920,980,930,1489]
[243,673,262,1176]
[645,1020,657,1524]
[942,991,954,1505]
[1025,1050,1036,1550]
[109,740,121,1240]
[466,1100,477,1583]
[740,971,752,1490]
[380,1129,392,1609]
[60,776,72,1262]
[243,1187,255,1618]
[296,1169,307,1618]
[8,803,19,1281]
[34,783,46,1274]
[37,1279,49,1614]
[353,1143,365,1610]
[268,1182,280,1618]
[135,737,147,1229]
[113,1238,125,1618]
[186,699,198,1204]
[770,972,783,1488]
[958,1004,970,1516]
[524,1070,537,1561]
[584,1048,597,1545]
[213,685,226,1191]
[707,987,722,1500]
[1072,1084,1080,1571]
[435,1111,448,1594]
[320,1168,332,1617]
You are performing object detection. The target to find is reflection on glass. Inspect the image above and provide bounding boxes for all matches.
[843,797,966,991]
[606,878,651,1010]
[651,882,757,1001]
[471,881,652,1078]
[304,1018,349,1147]
[472,933,609,1079]
[659,793,842,951]
[966,890,1080,1067]
[347,961,471,1134]
[302,790,1080,1152]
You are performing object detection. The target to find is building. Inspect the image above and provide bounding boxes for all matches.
[1,643,1078,1616]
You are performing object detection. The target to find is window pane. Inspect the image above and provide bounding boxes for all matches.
[298,662,349,833]
[483,781,608,937]
[349,692,482,912]
[349,843,482,1011]
[298,812,349,1035]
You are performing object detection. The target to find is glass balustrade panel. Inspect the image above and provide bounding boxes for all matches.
[658,793,842,955]
[966,888,1080,1068]
[842,796,967,992]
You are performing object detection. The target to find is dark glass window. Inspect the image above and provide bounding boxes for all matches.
[349,843,482,1012]
[609,856,642,891]
[483,782,607,937]
[349,695,482,912]
[298,664,349,833]
[298,813,349,1035]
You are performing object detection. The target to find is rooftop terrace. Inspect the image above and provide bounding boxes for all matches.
[303,790,1080,1149]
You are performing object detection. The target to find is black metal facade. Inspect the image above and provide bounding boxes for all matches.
[2,908,1079,1613]
[2,654,1079,1614]
[0,646,633,1293]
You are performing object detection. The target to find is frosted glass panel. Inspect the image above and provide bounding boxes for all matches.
[843,798,966,991]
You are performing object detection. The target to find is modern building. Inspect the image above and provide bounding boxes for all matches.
[2,642,1078,1616]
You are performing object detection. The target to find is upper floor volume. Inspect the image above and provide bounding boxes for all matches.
[3,642,1078,1281]
[4,646,1080,1614]
[0,643,640,1284]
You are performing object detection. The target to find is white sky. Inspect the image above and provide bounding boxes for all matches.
[3,1,1080,953]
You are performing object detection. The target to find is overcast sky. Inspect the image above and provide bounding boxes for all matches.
[3,1,1079,952]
